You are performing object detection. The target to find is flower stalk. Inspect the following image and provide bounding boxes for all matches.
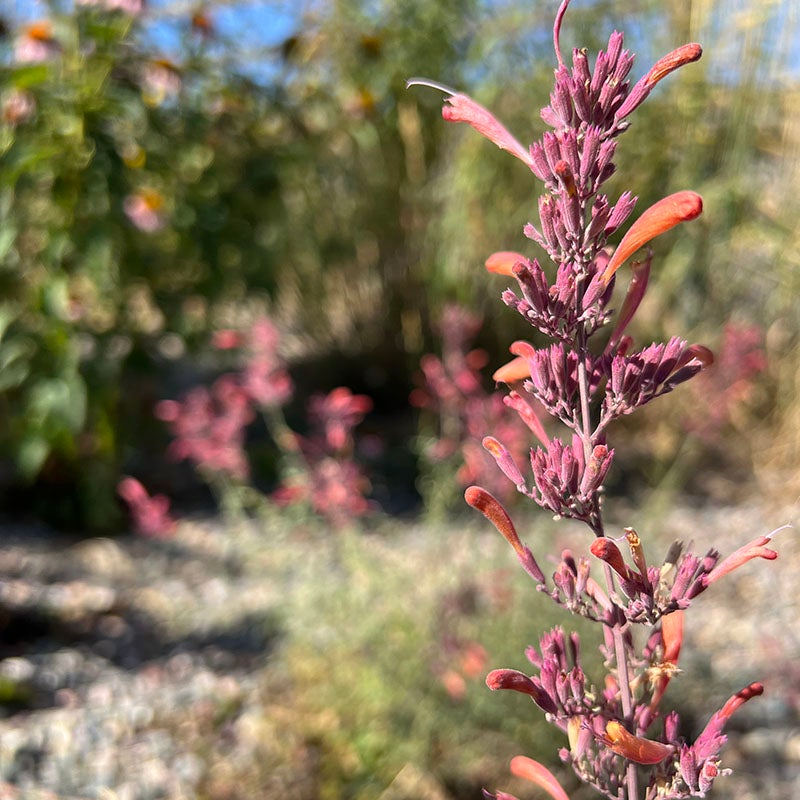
[411,1,784,799]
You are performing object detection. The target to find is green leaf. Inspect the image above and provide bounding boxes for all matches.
[17,435,50,479]
[9,64,51,89]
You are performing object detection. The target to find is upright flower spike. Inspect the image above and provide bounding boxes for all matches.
[601,192,703,285]
[407,79,537,171]
[413,1,781,797]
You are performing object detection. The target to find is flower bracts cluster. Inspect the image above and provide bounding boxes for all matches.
[412,0,782,798]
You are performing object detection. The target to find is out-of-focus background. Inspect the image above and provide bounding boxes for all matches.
[0,0,798,798]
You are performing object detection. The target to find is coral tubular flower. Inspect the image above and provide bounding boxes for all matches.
[615,44,703,120]
[645,44,704,87]
[486,669,558,714]
[601,191,703,285]
[702,532,779,587]
[604,721,674,764]
[503,391,550,448]
[661,609,684,666]
[464,486,523,552]
[509,756,572,800]
[649,610,684,710]
[493,356,530,383]
[407,78,536,170]
[465,486,545,583]
[486,251,527,276]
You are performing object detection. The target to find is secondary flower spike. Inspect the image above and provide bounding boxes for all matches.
[601,191,703,284]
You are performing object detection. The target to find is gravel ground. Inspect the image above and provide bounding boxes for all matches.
[0,498,797,800]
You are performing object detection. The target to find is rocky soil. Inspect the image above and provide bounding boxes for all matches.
[0,498,797,800]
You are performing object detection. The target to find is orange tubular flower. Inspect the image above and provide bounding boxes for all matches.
[645,44,703,87]
[464,486,523,555]
[486,251,527,276]
[493,356,530,383]
[509,756,572,800]
[603,721,675,765]
[615,44,703,120]
[649,609,684,710]
[601,191,703,285]
[702,531,780,587]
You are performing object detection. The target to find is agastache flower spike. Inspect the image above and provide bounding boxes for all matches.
[413,2,781,798]
[407,79,536,171]
[601,191,703,285]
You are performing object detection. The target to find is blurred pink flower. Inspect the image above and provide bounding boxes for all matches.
[240,319,294,408]
[273,458,372,528]
[308,387,372,451]
[156,375,253,480]
[414,305,533,504]
[14,22,60,64]
[124,189,167,232]
[142,59,182,105]
[117,477,176,538]
[686,321,766,440]
[212,329,244,350]
[2,90,36,126]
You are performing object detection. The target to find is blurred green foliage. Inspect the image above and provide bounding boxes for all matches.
[0,0,797,528]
